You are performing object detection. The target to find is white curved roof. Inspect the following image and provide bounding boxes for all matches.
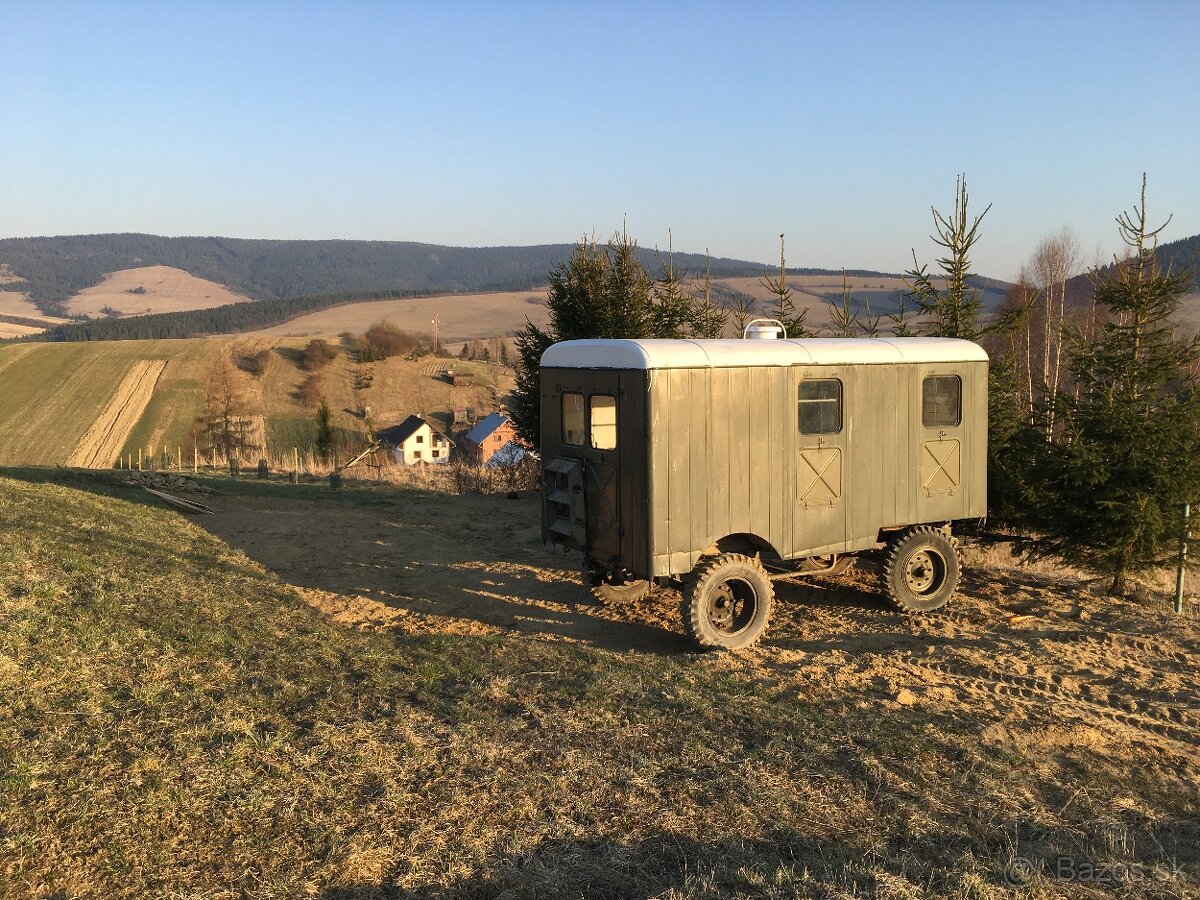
[540,337,988,370]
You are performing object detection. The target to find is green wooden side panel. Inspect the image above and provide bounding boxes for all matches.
[688,368,709,554]
[748,366,771,541]
[619,370,649,576]
[727,366,751,536]
[767,366,786,554]
[648,370,671,574]
[667,370,692,558]
[709,366,731,543]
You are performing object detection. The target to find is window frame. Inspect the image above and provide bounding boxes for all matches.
[921,374,963,428]
[561,391,586,446]
[797,377,844,436]
[589,393,618,451]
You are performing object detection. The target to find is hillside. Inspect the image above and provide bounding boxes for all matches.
[240,289,553,341]
[0,338,514,468]
[0,234,782,316]
[0,275,70,338]
[65,264,252,317]
[0,470,1196,897]
[1159,232,1200,283]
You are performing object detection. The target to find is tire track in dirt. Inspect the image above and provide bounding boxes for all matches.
[65,360,167,468]
[1042,631,1198,671]
[907,659,1198,750]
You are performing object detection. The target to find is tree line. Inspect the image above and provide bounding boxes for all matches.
[0,233,803,316]
[21,289,434,343]
[513,176,1200,597]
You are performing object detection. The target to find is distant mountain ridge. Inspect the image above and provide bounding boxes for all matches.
[0,233,905,316]
[1157,233,1200,283]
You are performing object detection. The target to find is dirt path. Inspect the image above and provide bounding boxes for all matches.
[193,486,1200,764]
[65,360,167,468]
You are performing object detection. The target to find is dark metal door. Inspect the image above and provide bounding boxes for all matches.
[579,372,623,565]
[549,370,623,565]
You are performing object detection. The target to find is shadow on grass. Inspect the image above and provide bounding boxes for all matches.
[1,465,686,655]
[315,828,999,900]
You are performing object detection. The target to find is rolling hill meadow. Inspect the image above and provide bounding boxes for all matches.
[1,218,1198,898]
[0,334,515,471]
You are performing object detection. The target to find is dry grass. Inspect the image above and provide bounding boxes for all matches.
[65,265,252,318]
[238,291,553,342]
[0,288,70,336]
[0,338,515,468]
[1,469,1197,898]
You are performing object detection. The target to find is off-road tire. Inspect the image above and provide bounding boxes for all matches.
[682,553,774,651]
[590,577,651,606]
[881,526,960,612]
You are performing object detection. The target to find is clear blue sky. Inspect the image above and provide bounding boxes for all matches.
[2,0,1197,280]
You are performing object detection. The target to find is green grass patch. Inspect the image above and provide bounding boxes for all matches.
[0,473,1196,898]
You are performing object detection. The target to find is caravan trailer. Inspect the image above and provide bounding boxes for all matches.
[540,325,988,650]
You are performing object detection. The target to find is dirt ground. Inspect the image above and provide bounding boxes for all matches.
[193,485,1200,770]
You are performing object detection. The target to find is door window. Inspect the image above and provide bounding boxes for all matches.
[590,395,617,450]
[798,379,843,434]
[562,392,585,445]
[922,375,962,427]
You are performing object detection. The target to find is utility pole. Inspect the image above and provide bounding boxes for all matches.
[432,313,439,355]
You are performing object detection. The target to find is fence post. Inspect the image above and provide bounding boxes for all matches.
[1176,502,1191,615]
[194,446,198,474]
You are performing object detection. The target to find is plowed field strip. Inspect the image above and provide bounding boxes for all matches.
[66,360,167,468]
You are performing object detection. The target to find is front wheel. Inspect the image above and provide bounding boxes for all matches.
[682,553,774,651]
[881,527,960,612]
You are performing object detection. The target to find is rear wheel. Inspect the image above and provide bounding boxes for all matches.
[881,527,960,612]
[682,553,773,651]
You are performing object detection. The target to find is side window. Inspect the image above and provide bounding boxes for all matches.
[798,379,842,434]
[590,395,617,450]
[562,392,585,445]
[922,375,962,427]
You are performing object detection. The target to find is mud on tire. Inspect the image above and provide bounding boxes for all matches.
[881,526,960,612]
[590,577,650,607]
[682,553,774,651]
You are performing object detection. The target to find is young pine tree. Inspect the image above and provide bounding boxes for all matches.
[690,251,729,339]
[1023,176,1200,594]
[315,399,336,462]
[904,175,1031,523]
[758,234,813,338]
[649,232,696,340]
[827,270,861,337]
[512,230,654,448]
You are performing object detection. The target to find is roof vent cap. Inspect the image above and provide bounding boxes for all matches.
[743,318,787,340]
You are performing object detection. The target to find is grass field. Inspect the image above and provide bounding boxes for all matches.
[0,338,515,468]
[231,275,1016,343]
[238,290,554,342]
[65,264,252,318]
[0,469,1196,898]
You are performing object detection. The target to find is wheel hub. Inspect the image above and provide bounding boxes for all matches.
[904,550,938,594]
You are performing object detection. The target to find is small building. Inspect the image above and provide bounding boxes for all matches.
[444,369,473,387]
[452,407,469,427]
[462,411,518,465]
[376,415,453,465]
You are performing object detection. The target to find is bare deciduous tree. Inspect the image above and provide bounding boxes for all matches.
[1028,227,1081,438]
